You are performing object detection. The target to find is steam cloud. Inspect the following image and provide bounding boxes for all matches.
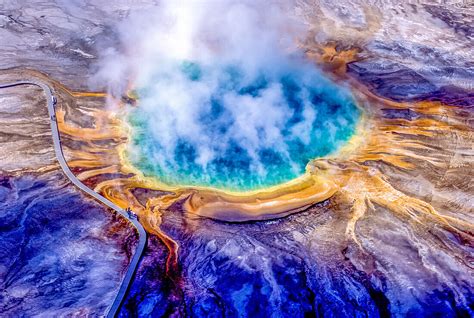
[93,0,357,190]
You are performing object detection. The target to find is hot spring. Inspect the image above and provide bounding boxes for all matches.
[126,59,360,192]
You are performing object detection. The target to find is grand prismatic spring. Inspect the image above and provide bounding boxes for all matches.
[0,1,473,317]
[127,61,360,191]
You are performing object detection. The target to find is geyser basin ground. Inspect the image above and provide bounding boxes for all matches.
[126,61,360,192]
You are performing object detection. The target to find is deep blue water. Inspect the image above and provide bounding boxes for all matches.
[127,61,359,191]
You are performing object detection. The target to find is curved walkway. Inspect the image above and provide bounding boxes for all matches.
[0,80,147,318]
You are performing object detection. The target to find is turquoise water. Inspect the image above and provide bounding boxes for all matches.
[127,61,360,191]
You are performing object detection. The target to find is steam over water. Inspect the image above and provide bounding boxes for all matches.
[96,1,360,190]
[128,60,359,191]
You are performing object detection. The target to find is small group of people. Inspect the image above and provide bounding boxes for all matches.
[125,207,138,220]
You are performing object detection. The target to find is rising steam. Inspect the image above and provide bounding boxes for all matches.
[93,0,358,190]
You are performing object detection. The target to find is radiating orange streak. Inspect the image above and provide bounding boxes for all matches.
[306,44,360,75]
[56,109,124,141]
[66,149,120,164]
[70,92,107,98]
[67,160,109,168]
[65,149,120,168]
[76,165,121,181]
[58,84,107,98]
[353,127,445,169]
[95,178,180,275]
[380,118,470,133]
[67,149,111,161]
[354,154,415,169]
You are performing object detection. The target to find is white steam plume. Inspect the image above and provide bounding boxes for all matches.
[92,0,354,189]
